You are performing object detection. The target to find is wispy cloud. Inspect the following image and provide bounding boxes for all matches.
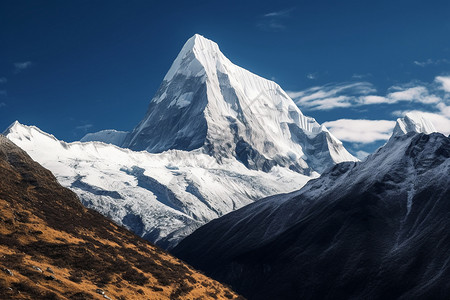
[287,82,376,110]
[14,61,32,73]
[263,8,294,18]
[413,58,450,67]
[352,73,371,79]
[306,73,317,80]
[435,75,450,92]
[75,124,93,132]
[257,8,294,32]
[288,78,447,110]
[0,90,7,96]
[0,77,6,84]
[0,102,5,108]
[291,75,450,145]
[323,119,396,143]
[385,85,440,104]
[355,150,370,160]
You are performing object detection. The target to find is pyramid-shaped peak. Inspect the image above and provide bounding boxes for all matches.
[186,34,220,51]
[163,34,227,82]
[392,112,436,137]
[3,120,22,135]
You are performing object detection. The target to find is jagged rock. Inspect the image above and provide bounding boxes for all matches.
[96,289,105,295]
[2,268,13,276]
[32,266,42,273]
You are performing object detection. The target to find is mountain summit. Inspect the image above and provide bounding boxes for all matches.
[122,34,356,174]
[392,112,436,137]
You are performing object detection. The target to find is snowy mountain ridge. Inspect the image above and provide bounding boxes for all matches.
[5,121,311,248]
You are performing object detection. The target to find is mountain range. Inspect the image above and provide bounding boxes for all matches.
[4,34,357,249]
[173,113,450,299]
[2,33,449,300]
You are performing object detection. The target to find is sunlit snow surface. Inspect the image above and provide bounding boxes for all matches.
[6,122,312,248]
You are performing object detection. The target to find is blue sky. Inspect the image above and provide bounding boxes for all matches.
[1,0,449,157]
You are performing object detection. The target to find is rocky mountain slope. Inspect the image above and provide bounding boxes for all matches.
[173,114,450,299]
[4,34,356,249]
[0,135,242,300]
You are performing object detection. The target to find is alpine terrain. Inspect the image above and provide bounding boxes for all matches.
[4,34,356,248]
[0,135,241,300]
[173,113,450,300]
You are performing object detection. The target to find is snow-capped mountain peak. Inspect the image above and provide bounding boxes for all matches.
[392,112,436,137]
[163,34,226,82]
[122,34,357,174]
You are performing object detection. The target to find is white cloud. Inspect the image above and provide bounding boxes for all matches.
[352,73,371,79]
[355,150,370,160]
[14,61,32,73]
[0,77,6,84]
[387,86,440,104]
[289,76,449,110]
[359,86,440,105]
[287,82,376,110]
[290,75,450,142]
[435,76,450,92]
[263,8,293,18]
[75,124,93,131]
[437,102,450,117]
[306,73,317,80]
[413,59,450,67]
[323,119,396,143]
[303,96,353,110]
[359,95,389,104]
[258,8,294,31]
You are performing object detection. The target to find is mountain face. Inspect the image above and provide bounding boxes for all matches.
[122,34,356,174]
[4,34,356,249]
[0,135,241,300]
[173,116,450,299]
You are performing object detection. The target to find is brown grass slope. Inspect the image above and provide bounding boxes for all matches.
[0,135,242,300]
